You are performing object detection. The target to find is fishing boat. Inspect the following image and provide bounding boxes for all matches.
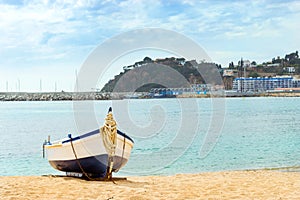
[43,107,134,179]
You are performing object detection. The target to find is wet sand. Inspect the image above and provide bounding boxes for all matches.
[1,170,300,200]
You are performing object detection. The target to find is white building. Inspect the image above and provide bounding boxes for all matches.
[243,60,251,67]
[223,69,236,77]
[284,67,295,73]
[232,76,300,92]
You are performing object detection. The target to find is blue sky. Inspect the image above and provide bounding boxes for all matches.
[0,0,299,92]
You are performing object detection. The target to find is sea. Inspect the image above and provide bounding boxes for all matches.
[0,97,299,176]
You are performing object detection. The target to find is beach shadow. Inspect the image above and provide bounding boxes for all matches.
[41,174,149,188]
[113,179,149,188]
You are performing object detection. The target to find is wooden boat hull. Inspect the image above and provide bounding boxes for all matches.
[45,129,134,178]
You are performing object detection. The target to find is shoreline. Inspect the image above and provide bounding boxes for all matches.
[1,170,300,199]
[1,91,300,101]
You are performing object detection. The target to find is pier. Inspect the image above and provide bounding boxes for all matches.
[0,92,111,101]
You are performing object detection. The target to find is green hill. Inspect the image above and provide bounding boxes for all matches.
[101,57,222,92]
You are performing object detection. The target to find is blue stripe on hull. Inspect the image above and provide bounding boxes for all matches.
[62,129,134,144]
[49,155,128,178]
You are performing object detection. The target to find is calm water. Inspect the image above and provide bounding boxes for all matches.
[0,97,299,176]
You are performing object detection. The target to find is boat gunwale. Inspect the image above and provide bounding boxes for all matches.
[46,129,134,146]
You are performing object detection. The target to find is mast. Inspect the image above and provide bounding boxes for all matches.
[240,58,243,92]
[75,69,78,92]
[18,79,20,92]
[40,79,42,92]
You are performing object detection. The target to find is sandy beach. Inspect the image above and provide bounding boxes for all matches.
[1,170,299,200]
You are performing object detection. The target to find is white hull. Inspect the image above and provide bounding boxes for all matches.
[45,129,134,177]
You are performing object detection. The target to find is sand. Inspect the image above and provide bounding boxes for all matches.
[1,170,300,200]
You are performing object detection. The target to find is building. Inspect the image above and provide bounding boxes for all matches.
[284,67,295,73]
[266,63,280,67]
[223,69,237,77]
[149,84,211,97]
[243,60,251,67]
[232,76,300,92]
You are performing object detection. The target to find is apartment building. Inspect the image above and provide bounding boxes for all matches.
[233,76,300,92]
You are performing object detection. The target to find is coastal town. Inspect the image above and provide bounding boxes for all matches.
[1,51,299,101]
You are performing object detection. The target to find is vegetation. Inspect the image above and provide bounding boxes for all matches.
[101,51,300,92]
[248,71,259,78]
[228,51,300,77]
[101,57,222,92]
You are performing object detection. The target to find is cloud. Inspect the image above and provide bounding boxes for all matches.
[0,0,299,91]
[1,0,298,49]
[0,0,102,67]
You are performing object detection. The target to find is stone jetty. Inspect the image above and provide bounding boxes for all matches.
[1,91,300,101]
[0,92,112,101]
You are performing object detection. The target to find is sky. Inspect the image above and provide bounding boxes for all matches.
[0,0,299,92]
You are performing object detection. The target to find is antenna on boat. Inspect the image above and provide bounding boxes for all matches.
[42,140,47,158]
[42,136,50,158]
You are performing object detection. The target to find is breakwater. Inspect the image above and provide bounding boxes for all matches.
[1,91,300,101]
[0,92,111,101]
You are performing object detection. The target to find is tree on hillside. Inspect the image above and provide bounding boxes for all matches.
[176,58,186,65]
[229,62,234,69]
[249,71,259,78]
[272,56,283,64]
[285,51,299,61]
[143,57,153,63]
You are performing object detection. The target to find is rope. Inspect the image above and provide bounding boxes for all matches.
[100,112,117,156]
[69,137,94,180]
[69,137,116,183]
[67,108,118,182]
[121,136,126,163]
[100,111,117,179]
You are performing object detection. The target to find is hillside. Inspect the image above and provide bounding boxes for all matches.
[100,57,222,92]
[101,51,300,92]
[229,51,300,77]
